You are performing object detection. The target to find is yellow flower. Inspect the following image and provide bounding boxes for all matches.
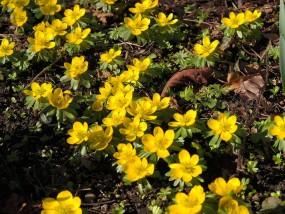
[64,56,88,78]
[208,177,243,197]
[168,149,202,183]
[102,108,126,127]
[106,90,133,110]
[126,57,151,73]
[65,27,91,44]
[7,0,29,9]
[87,125,113,150]
[27,31,55,53]
[221,12,245,29]
[123,156,154,182]
[96,82,113,101]
[219,196,249,214]
[127,99,157,120]
[142,126,174,158]
[129,0,158,14]
[23,82,53,100]
[207,113,238,142]
[268,115,285,140]
[100,0,117,5]
[47,19,67,36]
[113,143,137,165]
[167,185,205,214]
[154,12,178,27]
[62,4,85,26]
[124,14,150,36]
[150,93,170,110]
[41,190,82,214]
[0,38,15,58]
[66,121,88,145]
[99,48,121,64]
[244,10,261,23]
[10,7,28,27]
[92,100,103,111]
[168,109,197,128]
[119,116,148,142]
[119,69,140,84]
[37,0,61,16]
[47,88,73,109]
[194,36,219,58]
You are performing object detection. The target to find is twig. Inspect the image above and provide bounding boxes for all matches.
[30,55,62,84]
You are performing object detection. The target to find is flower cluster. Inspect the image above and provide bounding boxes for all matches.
[1,0,29,26]
[0,38,15,58]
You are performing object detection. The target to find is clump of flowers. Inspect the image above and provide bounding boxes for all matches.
[268,115,285,151]
[209,177,249,214]
[167,185,205,214]
[41,190,82,214]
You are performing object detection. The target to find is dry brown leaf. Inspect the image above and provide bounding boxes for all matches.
[227,75,265,100]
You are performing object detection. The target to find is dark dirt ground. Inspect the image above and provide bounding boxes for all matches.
[1,0,285,213]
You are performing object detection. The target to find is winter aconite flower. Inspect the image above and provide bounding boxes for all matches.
[129,0,158,14]
[154,12,178,27]
[87,125,113,150]
[11,7,28,27]
[62,4,85,26]
[41,190,82,214]
[127,99,157,120]
[102,108,126,127]
[65,27,91,45]
[219,196,249,214]
[47,19,67,36]
[6,0,29,9]
[67,121,88,145]
[100,0,117,4]
[126,57,151,73]
[221,12,245,29]
[150,93,170,110]
[27,31,55,53]
[36,0,61,16]
[244,10,261,23]
[64,56,88,78]
[168,149,202,183]
[208,177,243,197]
[167,185,205,214]
[124,14,150,36]
[123,156,154,182]
[194,36,219,58]
[47,88,73,109]
[106,90,133,110]
[99,48,121,64]
[0,38,15,58]
[113,143,137,165]
[119,116,147,142]
[268,115,285,140]
[23,82,53,100]
[207,113,238,142]
[168,109,197,128]
[142,127,174,158]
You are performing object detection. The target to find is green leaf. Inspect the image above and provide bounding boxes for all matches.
[63,110,76,121]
